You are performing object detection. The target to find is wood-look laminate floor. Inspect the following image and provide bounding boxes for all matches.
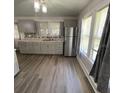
[15,53,94,93]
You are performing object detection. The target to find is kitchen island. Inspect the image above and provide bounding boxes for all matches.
[18,38,64,54]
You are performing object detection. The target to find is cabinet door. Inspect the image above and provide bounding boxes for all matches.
[40,42,63,54]
[40,43,49,54]
[50,42,63,54]
[48,42,55,54]
[19,42,28,53]
[26,42,33,53]
[56,43,63,49]
[32,42,40,53]
[57,43,63,54]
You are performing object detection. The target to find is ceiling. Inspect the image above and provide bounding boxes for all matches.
[14,0,91,17]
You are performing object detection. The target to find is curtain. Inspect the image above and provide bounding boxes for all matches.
[90,6,110,93]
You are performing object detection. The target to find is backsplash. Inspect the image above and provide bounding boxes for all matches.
[19,31,63,39]
[24,33,38,38]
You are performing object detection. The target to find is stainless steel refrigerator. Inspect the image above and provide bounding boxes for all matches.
[64,27,78,56]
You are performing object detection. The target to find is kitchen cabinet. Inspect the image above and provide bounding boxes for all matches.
[40,43,49,54]
[46,42,63,54]
[40,42,63,54]
[19,40,63,54]
[32,42,41,53]
[26,42,33,53]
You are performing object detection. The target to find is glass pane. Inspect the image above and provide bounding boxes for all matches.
[14,24,19,39]
[93,7,108,50]
[80,16,92,54]
[39,22,60,37]
[40,22,49,37]
[90,7,108,61]
[48,22,60,36]
[90,49,97,62]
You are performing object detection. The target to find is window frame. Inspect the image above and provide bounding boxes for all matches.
[90,6,109,61]
[79,6,109,64]
[14,23,20,39]
[80,15,92,55]
[39,21,60,37]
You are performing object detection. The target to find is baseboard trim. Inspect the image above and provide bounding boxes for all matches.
[76,55,100,93]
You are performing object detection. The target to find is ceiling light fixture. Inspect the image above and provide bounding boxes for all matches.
[42,4,47,13]
[34,0,47,13]
[34,0,40,12]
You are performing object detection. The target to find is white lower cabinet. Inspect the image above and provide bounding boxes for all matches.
[40,42,63,54]
[32,42,41,53]
[19,41,63,54]
[40,43,49,54]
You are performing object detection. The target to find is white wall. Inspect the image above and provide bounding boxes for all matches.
[79,0,109,19]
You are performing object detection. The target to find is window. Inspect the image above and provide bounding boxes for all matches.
[79,6,108,64]
[48,22,60,36]
[39,22,60,37]
[90,7,109,61]
[40,22,49,36]
[14,24,19,39]
[80,16,92,54]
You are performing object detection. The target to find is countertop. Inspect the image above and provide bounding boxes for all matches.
[18,38,64,43]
